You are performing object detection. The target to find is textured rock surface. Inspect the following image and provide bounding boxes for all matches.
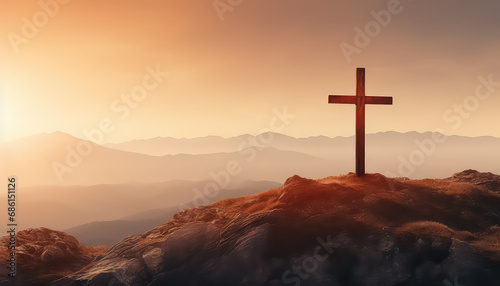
[451,169,500,191]
[0,228,106,285]
[1,170,500,285]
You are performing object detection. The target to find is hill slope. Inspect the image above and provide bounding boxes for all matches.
[1,170,500,285]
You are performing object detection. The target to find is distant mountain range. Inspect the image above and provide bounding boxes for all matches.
[0,132,335,186]
[0,131,498,187]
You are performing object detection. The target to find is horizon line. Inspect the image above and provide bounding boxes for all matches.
[2,130,500,145]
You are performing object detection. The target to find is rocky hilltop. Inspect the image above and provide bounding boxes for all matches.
[0,228,106,285]
[1,170,500,285]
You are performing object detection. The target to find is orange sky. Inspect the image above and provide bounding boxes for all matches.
[1,0,499,143]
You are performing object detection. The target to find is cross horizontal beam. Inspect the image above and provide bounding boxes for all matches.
[328,95,356,104]
[328,95,393,105]
[365,96,392,105]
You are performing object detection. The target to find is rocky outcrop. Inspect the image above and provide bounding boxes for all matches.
[2,170,500,285]
[450,169,500,191]
[0,228,106,285]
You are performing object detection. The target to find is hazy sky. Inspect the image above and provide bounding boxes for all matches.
[1,0,499,143]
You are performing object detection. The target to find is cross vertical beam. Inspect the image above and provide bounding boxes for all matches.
[328,68,393,177]
[355,68,365,177]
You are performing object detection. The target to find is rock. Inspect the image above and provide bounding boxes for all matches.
[451,169,500,191]
[40,245,66,263]
[0,228,104,285]
[142,248,163,274]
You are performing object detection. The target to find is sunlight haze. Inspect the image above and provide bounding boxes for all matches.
[1,0,499,143]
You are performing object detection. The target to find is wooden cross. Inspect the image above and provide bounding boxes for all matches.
[328,68,393,177]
